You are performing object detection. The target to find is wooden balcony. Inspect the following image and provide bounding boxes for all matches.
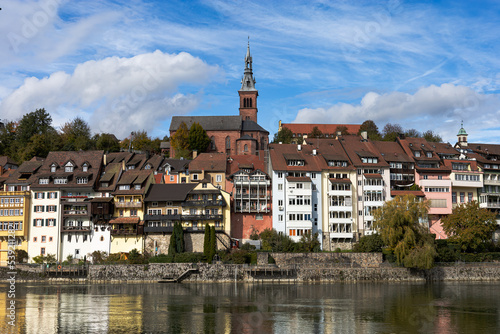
[115,202,142,208]
[61,225,91,232]
[181,200,225,207]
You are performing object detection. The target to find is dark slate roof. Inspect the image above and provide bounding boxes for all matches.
[236,134,258,141]
[15,161,43,174]
[170,116,242,132]
[160,142,170,149]
[241,120,269,134]
[0,156,18,168]
[161,159,191,172]
[145,184,197,202]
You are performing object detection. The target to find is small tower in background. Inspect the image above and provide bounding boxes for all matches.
[239,40,258,123]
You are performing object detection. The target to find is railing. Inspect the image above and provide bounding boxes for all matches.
[144,226,174,233]
[115,202,142,208]
[63,210,89,216]
[181,214,223,221]
[61,225,91,232]
[181,200,225,207]
[144,214,181,221]
[111,229,137,235]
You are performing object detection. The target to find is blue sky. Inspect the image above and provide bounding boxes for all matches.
[1,0,499,144]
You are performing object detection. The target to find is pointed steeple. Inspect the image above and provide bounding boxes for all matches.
[241,39,256,91]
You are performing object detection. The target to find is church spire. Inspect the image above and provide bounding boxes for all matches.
[241,38,256,91]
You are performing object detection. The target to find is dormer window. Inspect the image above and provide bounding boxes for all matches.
[134,184,141,190]
[145,164,152,170]
[287,159,305,166]
[65,162,74,172]
[361,157,378,164]
[426,152,432,158]
[414,151,421,157]
[119,185,130,190]
[39,178,49,185]
[54,177,68,184]
[77,177,88,184]
[127,165,135,170]
[101,182,109,187]
[50,164,57,173]
[82,163,89,172]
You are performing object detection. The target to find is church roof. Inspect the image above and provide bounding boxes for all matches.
[170,116,242,132]
[241,120,269,133]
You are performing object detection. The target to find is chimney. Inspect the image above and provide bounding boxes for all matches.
[361,131,368,141]
[192,150,198,159]
[103,154,107,166]
[297,144,302,151]
[312,149,317,156]
[122,160,126,171]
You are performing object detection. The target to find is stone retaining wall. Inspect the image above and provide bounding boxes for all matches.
[261,252,383,268]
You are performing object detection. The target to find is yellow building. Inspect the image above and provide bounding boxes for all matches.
[109,169,154,254]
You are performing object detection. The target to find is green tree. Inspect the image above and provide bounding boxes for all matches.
[422,130,442,143]
[272,127,293,144]
[175,222,185,253]
[0,121,17,159]
[358,120,382,140]
[203,223,211,262]
[335,125,349,136]
[16,108,54,146]
[171,122,190,158]
[168,228,178,256]
[441,201,497,252]
[353,234,384,252]
[308,126,323,138]
[209,226,217,263]
[20,130,62,162]
[260,228,296,252]
[94,133,120,152]
[374,195,436,269]
[60,117,93,151]
[188,122,211,154]
[382,123,403,142]
[297,231,321,252]
[404,128,421,138]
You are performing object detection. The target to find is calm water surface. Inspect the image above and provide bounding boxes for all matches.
[1,281,499,333]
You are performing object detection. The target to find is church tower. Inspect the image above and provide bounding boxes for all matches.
[239,41,258,123]
[457,121,468,147]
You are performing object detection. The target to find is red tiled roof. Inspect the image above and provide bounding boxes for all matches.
[282,123,362,136]
[189,153,226,172]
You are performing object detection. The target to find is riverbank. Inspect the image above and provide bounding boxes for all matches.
[3,262,500,283]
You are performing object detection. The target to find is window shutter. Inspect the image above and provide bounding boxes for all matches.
[54,205,57,212]
[42,193,45,199]
[45,219,48,226]
[53,219,56,227]
[33,219,36,226]
[42,206,45,212]
[55,192,58,199]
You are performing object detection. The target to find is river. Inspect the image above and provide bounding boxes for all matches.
[0,282,499,333]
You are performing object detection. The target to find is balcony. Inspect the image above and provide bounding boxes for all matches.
[115,201,142,208]
[63,210,89,216]
[233,180,270,186]
[61,225,91,232]
[181,214,223,221]
[111,229,137,236]
[181,200,225,207]
[144,214,181,221]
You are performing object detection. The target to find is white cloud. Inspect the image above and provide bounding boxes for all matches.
[293,83,500,143]
[0,51,221,138]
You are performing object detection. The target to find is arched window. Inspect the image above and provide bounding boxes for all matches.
[261,137,265,150]
[225,136,230,149]
[210,136,216,150]
[244,144,248,152]
[248,98,252,108]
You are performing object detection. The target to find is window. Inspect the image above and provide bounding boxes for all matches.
[426,152,432,158]
[216,175,222,182]
[278,172,283,179]
[77,177,88,184]
[35,192,44,199]
[468,192,473,202]
[82,164,88,172]
[210,136,216,150]
[67,234,72,242]
[41,248,45,255]
[452,192,457,204]
[202,183,207,188]
[460,192,465,203]
[134,184,141,190]
[278,184,283,191]
[49,192,57,199]
[278,215,283,222]
[100,236,104,242]
[119,185,130,190]
[226,136,231,149]
[48,219,55,227]
[244,144,248,152]
[39,178,49,184]
[193,174,199,181]
[311,173,316,179]
[35,205,44,213]
[54,178,68,184]
[414,151,421,157]
[65,162,74,172]
[278,200,283,206]
[170,175,174,182]
[50,164,57,172]
[33,237,37,242]
[41,236,46,242]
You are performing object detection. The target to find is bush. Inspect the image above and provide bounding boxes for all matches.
[382,248,397,263]
[353,234,383,253]
[240,242,256,251]
[90,251,108,264]
[15,249,28,263]
[149,254,174,263]
[128,248,147,264]
[222,249,252,264]
[435,240,459,262]
[173,252,204,263]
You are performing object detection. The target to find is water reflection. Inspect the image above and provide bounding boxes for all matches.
[0,282,499,333]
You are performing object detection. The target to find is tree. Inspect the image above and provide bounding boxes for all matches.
[171,122,190,158]
[168,228,178,256]
[404,128,421,138]
[209,226,217,263]
[308,126,323,138]
[259,228,296,252]
[374,195,436,269]
[422,130,442,143]
[297,231,321,252]
[188,122,211,153]
[382,123,404,142]
[441,201,497,252]
[60,117,93,151]
[335,125,349,136]
[203,223,211,262]
[94,133,120,152]
[175,222,185,254]
[353,234,384,252]
[358,120,381,140]
[272,127,293,144]
[16,108,54,146]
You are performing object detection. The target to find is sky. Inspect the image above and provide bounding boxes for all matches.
[0,0,499,144]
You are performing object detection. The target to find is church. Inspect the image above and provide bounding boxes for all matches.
[169,43,269,157]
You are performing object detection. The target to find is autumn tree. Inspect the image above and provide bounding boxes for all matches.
[308,126,323,138]
[188,122,211,153]
[358,120,381,140]
[171,122,190,158]
[441,201,497,252]
[374,195,436,269]
[272,127,293,144]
